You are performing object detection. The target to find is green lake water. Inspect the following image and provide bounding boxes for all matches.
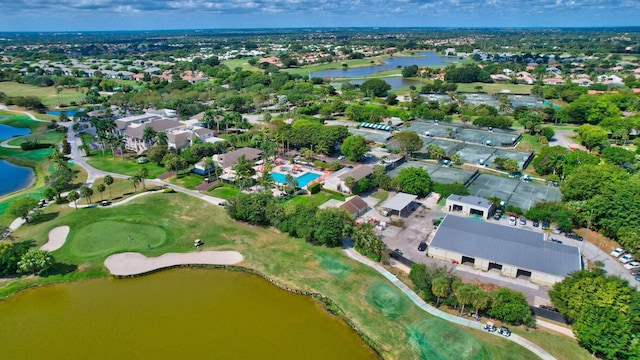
[0,269,377,359]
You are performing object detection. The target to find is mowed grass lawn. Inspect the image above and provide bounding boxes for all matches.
[6,192,542,360]
[514,328,590,360]
[7,130,66,146]
[0,82,86,107]
[287,190,346,207]
[85,152,166,178]
[208,184,241,199]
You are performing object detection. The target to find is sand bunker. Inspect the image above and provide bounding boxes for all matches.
[41,226,70,252]
[104,251,244,276]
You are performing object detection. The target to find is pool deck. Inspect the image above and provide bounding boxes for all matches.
[104,251,244,276]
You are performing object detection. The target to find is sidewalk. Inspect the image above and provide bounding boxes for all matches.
[342,241,556,360]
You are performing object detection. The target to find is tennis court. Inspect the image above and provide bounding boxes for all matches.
[389,161,477,185]
[467,174,561,210]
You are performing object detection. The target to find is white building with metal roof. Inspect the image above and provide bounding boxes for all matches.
[445,194,495,219]
[428,215,582,286]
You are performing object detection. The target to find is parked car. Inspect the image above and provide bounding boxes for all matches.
[532,220,540,227]
[611,248,625,258]
[493,213,501,220]
[509,216,516,226]
[630,268,640,276]
[418,242,427,252]
[542,220,550,230]
[624,261,640,270]
[565,232,583,241]
[619,253,634,264]
[100,200,111,207]
[519,218,526,225]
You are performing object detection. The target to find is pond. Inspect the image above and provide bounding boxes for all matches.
[0,160,34,197]
[0,268,377,359]
[311,51,459,79]
[0,123,30,141]
[331,77,424,90]
[46,109,79,117]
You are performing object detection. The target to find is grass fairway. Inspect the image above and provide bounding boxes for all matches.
[0,82,86,107]
[85,152,166,178]
[514,328,590,360]
[4,192,545,359]
[7,130,65,146]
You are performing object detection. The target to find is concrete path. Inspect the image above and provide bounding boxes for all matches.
[535,319,575,338]
[104,251,244,276]
[41,226,70,252]
[68,189,158,209]
[342,242,556,360]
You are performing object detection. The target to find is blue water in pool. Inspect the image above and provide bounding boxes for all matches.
[270,172,321,188]
[0,160,34,197]
[0,124,30,141]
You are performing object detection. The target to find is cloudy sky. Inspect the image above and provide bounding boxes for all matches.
[0,0,637,31]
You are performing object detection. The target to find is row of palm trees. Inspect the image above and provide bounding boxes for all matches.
[66,168,151,209]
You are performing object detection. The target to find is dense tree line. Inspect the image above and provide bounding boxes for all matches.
[549,270,640,359]
[409,263,532,325]
[444,65,492,84]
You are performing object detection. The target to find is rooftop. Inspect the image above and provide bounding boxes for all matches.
[430,215,581,277]
[447,194,492,209]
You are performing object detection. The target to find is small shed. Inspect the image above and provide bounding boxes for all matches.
[380,193,418,217]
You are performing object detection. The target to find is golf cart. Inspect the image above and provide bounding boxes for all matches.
[484,321,497,332]
[498,326,511,337]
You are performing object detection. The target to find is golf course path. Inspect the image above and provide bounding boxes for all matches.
[104,251,244,276]
[41,226,70,252]
[341,241,556,360]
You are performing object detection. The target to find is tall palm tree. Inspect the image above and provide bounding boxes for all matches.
[142,126,157,150]
[471,289,490,319]
[96,183,106,202]
[79,185,93,205]
[103,175,114,200]
[129,175,141,193]
[232,155,254,190]
[156,131,168,146]
[139,168,148,190]
[67,190,80,210]
[431,277,450,307]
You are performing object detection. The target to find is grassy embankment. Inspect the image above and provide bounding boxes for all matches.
[3,192,547,360]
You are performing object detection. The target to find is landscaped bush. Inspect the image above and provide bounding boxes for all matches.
[20,142,53,150]
[308,182,322,194]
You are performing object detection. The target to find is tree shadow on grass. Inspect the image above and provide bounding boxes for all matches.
[30,211,59,225]
[44,262,78,277]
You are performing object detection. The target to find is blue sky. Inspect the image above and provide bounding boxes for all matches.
[0,0,638,31]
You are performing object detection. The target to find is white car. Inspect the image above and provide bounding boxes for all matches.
[623,261,640,270]
[611,248,625,258]
[509,216,516,226]
[619,253,634,264]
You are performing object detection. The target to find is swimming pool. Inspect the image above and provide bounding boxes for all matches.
[270,171,321,188]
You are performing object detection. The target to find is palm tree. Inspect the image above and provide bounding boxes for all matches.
[431,277,450,307]
[103,175,114,199]
[142,126,157,150]
[79,185,93,205]
[285,173,298,189]
[129,176,141,193]
[97,183,106,202]
[232,155,254,190]
[139,168,148,190]
[113,135,126,160]
[453,283,475,316]
[67,190,80,210]
[156,131,168,146]
[471,289,490,319]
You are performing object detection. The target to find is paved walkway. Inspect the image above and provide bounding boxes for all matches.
[341,242,556,360]
[104,251,244,276]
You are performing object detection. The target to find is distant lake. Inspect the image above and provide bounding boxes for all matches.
[312,52,458,79]
[331,77,424,90]
[0,123,30,141]
[0,160,34,197]
[46,109,79,117]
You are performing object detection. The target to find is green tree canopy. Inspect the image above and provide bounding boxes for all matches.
[392,166,432,197]
[340,135,369,162]
[360,78,391,97]
[389,131,423,156]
